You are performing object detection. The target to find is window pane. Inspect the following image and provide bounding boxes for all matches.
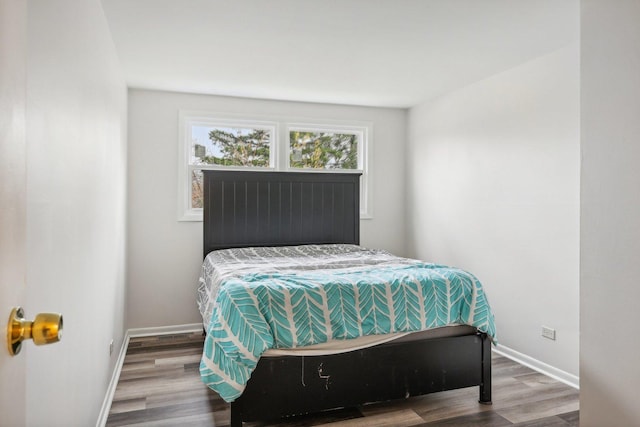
[289,130,359,169]
[191,169,203,209]
[191,125,271,167]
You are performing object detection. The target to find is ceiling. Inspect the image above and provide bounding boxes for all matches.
[101,0,578,108]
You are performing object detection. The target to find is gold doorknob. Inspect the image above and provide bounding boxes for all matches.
[7,307,63,356]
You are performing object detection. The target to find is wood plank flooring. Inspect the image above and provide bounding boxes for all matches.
[106,332,579,427]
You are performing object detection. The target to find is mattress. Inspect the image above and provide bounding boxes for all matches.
[262,324,478,357]
[197,244,496,402]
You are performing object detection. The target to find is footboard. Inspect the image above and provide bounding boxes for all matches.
[230,332,491,426]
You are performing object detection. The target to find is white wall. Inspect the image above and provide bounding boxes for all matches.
[406,45,580,377]
[25,0,127,425]
[127,89,407,328]
[580,1,640,425]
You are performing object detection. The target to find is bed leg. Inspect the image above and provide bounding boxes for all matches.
[479,332,492,405]
[230,402,242,427]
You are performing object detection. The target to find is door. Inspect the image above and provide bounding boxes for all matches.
[0,0,27,425]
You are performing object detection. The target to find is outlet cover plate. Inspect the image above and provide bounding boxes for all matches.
[542,326,556,340]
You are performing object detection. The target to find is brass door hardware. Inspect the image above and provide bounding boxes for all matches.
[6,307,63,356]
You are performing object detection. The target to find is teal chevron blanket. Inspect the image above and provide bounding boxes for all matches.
[198,245,496,402]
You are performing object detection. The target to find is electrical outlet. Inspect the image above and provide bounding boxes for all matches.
[541,326,556,341]
[109,339,114,356]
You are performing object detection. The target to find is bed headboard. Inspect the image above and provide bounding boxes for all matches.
[202,170,361,257]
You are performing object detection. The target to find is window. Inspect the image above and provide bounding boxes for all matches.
[178,113,277,220]
[288,127,362,171]
[179,112,371,221]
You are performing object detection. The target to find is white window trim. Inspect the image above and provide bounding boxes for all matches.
[178,111,373,221]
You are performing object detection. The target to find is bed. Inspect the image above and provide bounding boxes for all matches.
[197,170,495,426]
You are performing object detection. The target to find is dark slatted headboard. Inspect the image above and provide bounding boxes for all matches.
[203,170,361,257]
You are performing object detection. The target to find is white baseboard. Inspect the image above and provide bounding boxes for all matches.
[493,344,580,390]
[95,323,204,427]
[127,323,203,338]
[95,331,131,427]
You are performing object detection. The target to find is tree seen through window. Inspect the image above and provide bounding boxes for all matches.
[289,131,358,169]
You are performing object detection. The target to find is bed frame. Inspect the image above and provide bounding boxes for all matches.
[202,170,492,427]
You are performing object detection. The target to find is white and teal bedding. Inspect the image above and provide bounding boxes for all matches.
[198,244,496,402]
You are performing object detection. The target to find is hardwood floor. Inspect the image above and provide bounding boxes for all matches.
[106,332,579,427]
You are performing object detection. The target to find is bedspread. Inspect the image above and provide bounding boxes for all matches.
[198,245,496,402]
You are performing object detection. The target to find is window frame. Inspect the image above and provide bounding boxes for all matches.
[178,111,372,221]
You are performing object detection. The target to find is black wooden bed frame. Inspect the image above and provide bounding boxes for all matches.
[202,170,492,427]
